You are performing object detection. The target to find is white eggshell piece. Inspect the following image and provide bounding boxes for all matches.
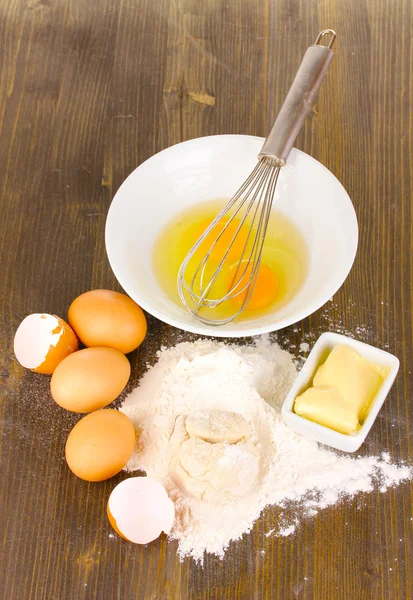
[108,477,175,544]
[14,314,63,369]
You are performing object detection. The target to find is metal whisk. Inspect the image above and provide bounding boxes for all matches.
[178,30,336,325]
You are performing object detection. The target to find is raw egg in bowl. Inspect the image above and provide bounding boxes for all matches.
[105,135,358,337]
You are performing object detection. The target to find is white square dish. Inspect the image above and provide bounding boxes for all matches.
[281,332,400,452]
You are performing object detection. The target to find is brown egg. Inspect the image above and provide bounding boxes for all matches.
[65,409,136,481]
[68,289,147,354]
[50,347,130,413]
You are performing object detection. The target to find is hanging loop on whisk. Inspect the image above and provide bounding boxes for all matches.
[315,29,336,49]
[258,30,336,164]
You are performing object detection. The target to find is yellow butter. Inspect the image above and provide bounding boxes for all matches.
[294,386,360,435]
[313,346,384,420]
[293,345,386,435]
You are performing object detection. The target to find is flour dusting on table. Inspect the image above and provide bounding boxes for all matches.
[120,337,411,562]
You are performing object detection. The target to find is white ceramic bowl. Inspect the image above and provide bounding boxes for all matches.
[105,135,358,337]
[281,333,400,452]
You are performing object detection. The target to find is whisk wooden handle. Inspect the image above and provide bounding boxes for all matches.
[259,30,336,164]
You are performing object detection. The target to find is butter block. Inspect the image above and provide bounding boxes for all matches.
[313,345,384,420]
[294,386,360,435]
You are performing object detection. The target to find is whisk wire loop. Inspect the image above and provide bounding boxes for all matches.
[178,157,281,324]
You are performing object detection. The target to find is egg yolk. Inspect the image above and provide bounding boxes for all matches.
[193,218,248,264]
[229,262,279,310]
[188,218,279,312]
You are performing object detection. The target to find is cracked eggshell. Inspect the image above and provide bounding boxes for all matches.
[107,477,175,544]
[14,313,78,374]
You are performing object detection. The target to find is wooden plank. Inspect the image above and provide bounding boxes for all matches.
[0,0,412,598]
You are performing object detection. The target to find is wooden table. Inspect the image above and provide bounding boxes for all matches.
[1,1,412,598]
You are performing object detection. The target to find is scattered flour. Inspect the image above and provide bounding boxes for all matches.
[286,298,392,358]
[299,342,310,353]
[277,524,297,537]
[120,337,411,562]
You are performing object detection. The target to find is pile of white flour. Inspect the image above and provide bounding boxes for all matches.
[120,337,411,562]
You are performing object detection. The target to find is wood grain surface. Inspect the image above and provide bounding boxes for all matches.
[1,0,412,598]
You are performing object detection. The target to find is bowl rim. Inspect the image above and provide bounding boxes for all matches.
[105,134,359,338]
